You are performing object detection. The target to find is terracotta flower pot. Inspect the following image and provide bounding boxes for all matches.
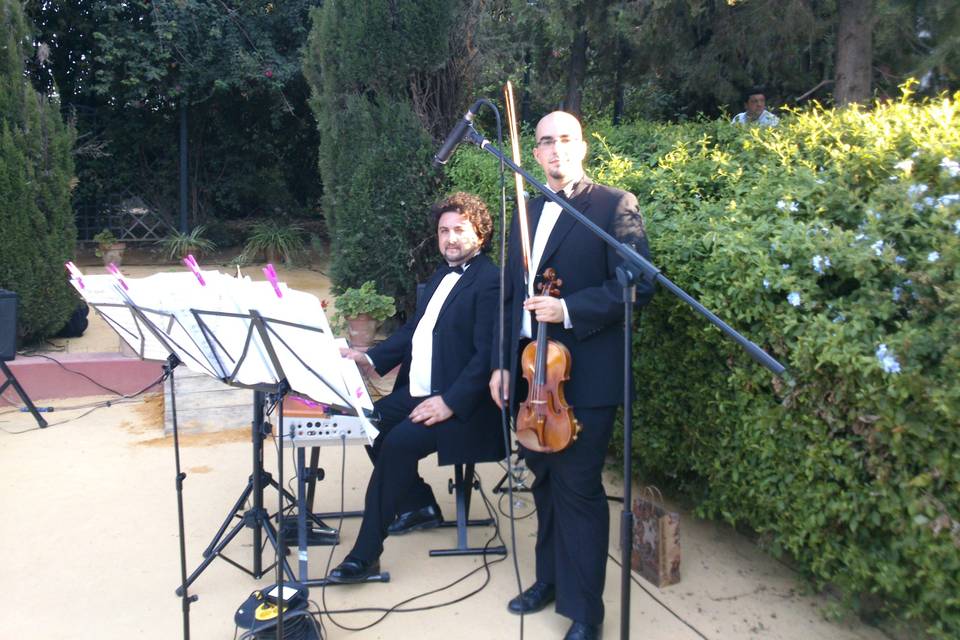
[346,313,378,348]
[100,242,126,267]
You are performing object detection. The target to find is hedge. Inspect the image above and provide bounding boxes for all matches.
[446,90,960,636]
[0,0,77,343]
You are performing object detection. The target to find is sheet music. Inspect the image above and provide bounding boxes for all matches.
[71,275,171,362]
[68,267,378,441]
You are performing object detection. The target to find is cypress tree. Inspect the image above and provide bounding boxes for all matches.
[0,0,77,342]
[304,0,454,314]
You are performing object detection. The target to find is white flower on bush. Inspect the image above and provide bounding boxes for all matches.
[776,199,799,212]
[815,178,825,185]
[781,263,790,270]
[867,209,882,220]
[939,194,960,207]
[894,159,913,172]
[907,184,929,198]
[875,344,902,374]
[762,278,770,290]
[954,220,960,235]
[911,150,921,159]
[871,239,885,256]
[832,314,845,323]
[941,157,960,178]
[811,255,831,274]
[854,232,867,242]
[787,292,801,307]
[895,255,907,265]
[928,251,940,262]
[892,286,903,301]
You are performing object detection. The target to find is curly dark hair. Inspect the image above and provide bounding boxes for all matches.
[430,192,493,249]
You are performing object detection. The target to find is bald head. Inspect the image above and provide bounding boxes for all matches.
[535,111,583,141]
[533,111,587,191]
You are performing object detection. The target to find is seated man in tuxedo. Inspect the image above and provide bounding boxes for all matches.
[329,192,506,583]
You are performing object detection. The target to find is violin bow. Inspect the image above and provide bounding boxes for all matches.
[503,80,533,295]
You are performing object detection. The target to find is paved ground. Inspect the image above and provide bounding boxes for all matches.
[0,263,892,639]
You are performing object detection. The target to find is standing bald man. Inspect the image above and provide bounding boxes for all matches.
[490,111,654,640]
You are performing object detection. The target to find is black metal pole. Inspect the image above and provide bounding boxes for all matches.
[617,266,636,640]
[276,393,285,640]
[165,355,197,640]
[179,98,188,233]
[252,390,266,577]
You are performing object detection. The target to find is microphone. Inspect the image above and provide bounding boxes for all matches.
[432,100,483,167]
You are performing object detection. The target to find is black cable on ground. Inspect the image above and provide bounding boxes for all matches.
[0,372,166,434]
[318,469,508,631]
[606,551,712,640]
[19,351,132,396]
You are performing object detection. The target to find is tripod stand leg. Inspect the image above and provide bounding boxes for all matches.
[201,480,254,558]
[177,516,252,595]
[0,362,47,428]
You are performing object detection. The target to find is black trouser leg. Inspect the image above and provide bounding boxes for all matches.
[350,416,440,562]
[366,388,438,515]
[523,406,616,626]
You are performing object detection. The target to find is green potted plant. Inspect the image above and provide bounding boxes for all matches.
[332,281,396,347]
[93,229,126,266]
[242,220,304,265]
[158,225,217,261]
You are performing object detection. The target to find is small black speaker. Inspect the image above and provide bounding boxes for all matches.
[0,289,17,362]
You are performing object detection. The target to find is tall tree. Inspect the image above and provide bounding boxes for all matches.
[835,0,874,105]
[304,0,489,313]
[0,0,77,341]
[25,0,321,236]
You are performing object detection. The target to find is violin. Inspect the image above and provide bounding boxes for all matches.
[516,268,581,453]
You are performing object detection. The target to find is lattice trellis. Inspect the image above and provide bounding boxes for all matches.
[78,197,176,244]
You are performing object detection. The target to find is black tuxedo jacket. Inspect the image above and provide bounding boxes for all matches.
[495,177,655,408]
[368,253,505,465]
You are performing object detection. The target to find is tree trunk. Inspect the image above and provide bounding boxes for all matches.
[612,39,629,125]
[834,0,873,106]
[564,11,588,117]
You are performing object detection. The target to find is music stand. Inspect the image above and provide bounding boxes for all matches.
[191,307,386,590]
[73,270,381,639]
[78,286,199,640]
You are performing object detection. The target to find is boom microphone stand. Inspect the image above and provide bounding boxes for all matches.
[453,119,788,640]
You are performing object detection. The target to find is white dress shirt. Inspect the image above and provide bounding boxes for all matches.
[522,182,577,338]
[406,262,472,397]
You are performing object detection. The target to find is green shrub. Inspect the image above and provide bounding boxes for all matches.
[158,225,217,261]
[0,0,77,342]
[242,220,304,265]
[304,1,454,315]
[448,90,960,636]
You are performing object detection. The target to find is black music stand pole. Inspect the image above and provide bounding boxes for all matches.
[100,299,296,595]
[163,354,198,640]
[617,266,637,640]
[176,390,296,594]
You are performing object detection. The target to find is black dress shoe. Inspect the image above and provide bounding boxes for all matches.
[327,557,380,584]
[563,621,601,640]
[387,504,442,535]
[507,581,555,614]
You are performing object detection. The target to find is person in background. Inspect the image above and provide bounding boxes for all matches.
[732,88,780,127]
